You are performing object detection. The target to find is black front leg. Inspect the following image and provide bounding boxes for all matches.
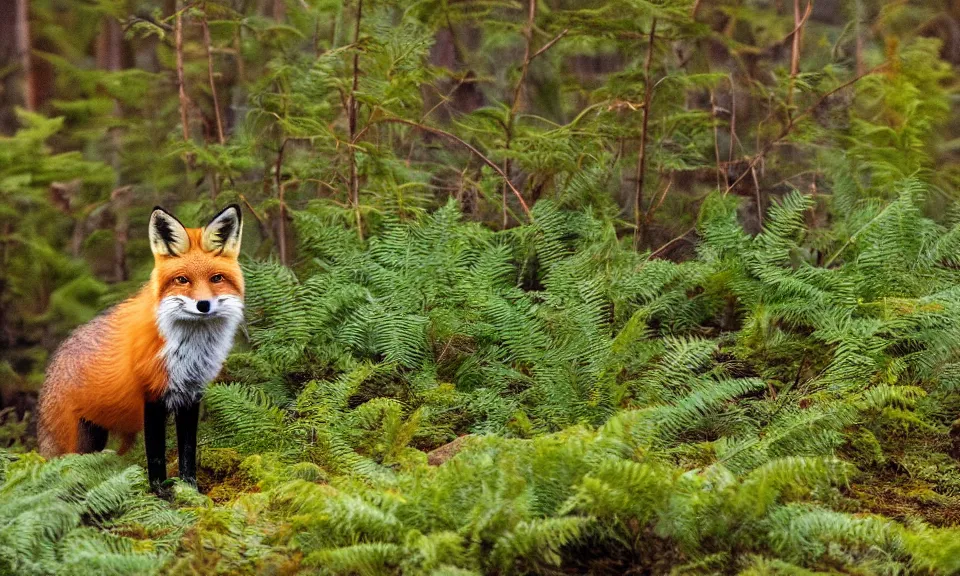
[144,400,168,492]
[175,402,200,488]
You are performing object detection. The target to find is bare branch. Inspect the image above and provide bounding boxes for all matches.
[787,0,812,109]
[529,28,569,62]
[275,139,287,265]
[647,226,696,260]
[502,0,537,227]
[201,13,225,145]
[633,18,657,249]
[374,117,532,220]
[724,64,886,197]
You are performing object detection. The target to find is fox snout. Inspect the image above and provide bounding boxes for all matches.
[185,296,241,316]
[157,294,244,326]
[182,296,215,315]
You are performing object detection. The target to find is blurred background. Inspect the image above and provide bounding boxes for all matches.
[0,0,957,445]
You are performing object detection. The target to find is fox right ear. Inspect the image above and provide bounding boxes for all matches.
[149,207,190,257]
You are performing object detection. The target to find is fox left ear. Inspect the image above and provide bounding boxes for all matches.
[149,207,190,257]
[201,204,242,256]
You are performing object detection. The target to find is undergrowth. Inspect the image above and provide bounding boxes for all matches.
[3,0,960,573]
[6,185,960,574]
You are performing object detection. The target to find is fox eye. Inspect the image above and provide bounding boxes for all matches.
[174,276,189,285]
[210,274,224,283]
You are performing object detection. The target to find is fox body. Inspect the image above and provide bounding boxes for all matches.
[37,205,244,487]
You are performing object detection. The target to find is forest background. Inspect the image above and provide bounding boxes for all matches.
[4,0,960,573]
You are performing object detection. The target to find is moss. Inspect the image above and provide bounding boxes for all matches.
[848,478,960,526]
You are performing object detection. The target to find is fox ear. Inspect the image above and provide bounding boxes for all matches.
[201,204,242,256]
[149,207,190,257]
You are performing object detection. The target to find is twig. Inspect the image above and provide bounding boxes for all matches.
[275,139,287,265]
[710,89,722,189]
[645,176,673,223]
[502,0,537,227]
[374,117,531,219]
[201,12,224,145]
[823,197,897,267]
[751,165,763,226]
[529,28,569,62]
[238,193,265,226]
[787,0,813,110]
[729,77,740,159]
[647,226,696,260]
[634,18,657,249]
[724,64,886,197]
[691,0,702,18]
[406,75,470,163]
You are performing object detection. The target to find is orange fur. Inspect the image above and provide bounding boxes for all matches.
[37,222,244,457]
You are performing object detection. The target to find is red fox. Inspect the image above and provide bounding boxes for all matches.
[37,205,244,489]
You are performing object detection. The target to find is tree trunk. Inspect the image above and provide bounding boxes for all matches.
[112,187,133,282]
[0,0,33,132]
[96,16,125,72]
[96,15,128,172]
[16,0,34,111]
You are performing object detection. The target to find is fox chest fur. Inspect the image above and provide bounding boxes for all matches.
[157,295,244,412]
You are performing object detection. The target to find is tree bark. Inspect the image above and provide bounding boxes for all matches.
[16,0,34,111]
[0,0,33,131]
[112,186,133,282]
[348,0,363,239]
[96,15,128,174]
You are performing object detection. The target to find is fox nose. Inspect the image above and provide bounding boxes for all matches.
[196,300,211,314]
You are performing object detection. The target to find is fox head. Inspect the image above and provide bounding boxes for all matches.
[148,205,245,323]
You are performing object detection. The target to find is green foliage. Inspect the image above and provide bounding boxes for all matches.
[5,0,960,572]
[0,452,191,575]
